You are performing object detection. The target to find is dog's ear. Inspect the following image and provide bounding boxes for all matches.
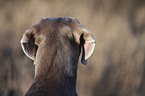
[20,28,38,60]
[73,19,96,65]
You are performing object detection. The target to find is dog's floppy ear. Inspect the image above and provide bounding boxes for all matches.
[73,19,96,65]
[20,28,38,60]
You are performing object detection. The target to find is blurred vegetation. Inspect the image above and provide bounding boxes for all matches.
[0,0,145,96]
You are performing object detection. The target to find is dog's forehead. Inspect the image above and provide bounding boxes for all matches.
[32,17,82,34]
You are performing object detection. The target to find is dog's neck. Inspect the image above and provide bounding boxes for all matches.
[26,42,80,96]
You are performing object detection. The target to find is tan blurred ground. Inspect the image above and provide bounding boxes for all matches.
[0,0,145,96]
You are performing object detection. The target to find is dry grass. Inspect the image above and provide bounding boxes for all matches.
[0,0,145,96]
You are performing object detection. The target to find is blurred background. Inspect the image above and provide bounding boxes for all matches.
[0,0,145,96]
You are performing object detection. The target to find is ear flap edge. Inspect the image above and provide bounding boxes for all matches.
[80,33,96,65]
[20,29,38,61]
